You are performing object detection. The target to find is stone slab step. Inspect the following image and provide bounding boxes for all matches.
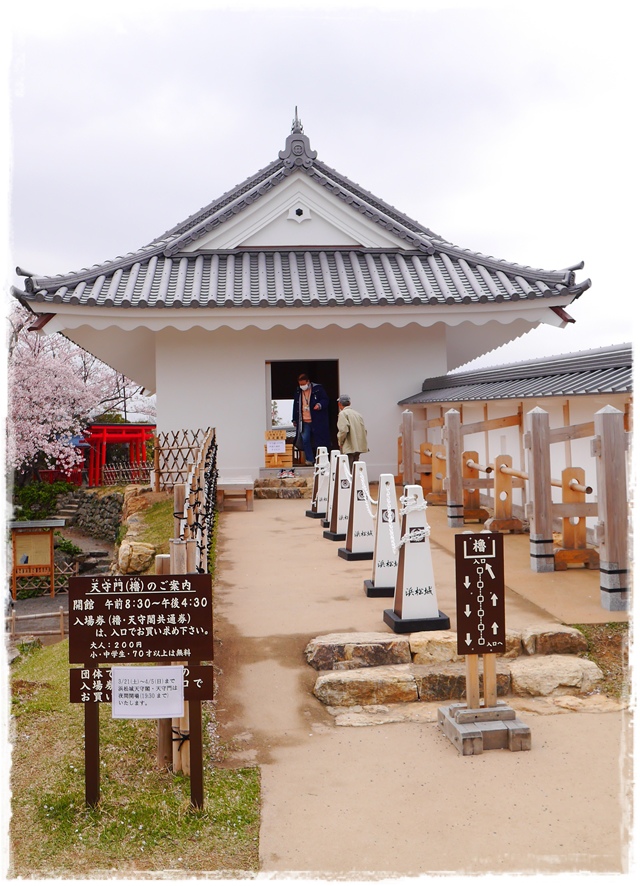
[305,625,588,671]
[312,655,604,706]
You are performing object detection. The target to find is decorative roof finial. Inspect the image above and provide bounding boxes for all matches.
[280,108,317,169]
[292,106,304,134]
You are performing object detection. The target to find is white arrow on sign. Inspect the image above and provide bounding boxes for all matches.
[485,564,495,579]
[464,604,472,617]
[464,576,471,588]
[465,633,472,646]
[491,622,499,634]
[491,593,498,606]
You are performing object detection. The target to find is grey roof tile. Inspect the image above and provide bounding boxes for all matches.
[398,344,632,404]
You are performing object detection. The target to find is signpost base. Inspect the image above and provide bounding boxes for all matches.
[382,609,450,634]
[323,530,346,541]
[437,701,531,755]
[364,580,394,597]
[306,509,326,519]
[338,547,373,561]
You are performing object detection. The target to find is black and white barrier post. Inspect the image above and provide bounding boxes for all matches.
[323,454,351,542]
[338,460,375,561]
[383,484,450,633]
[364,473,400,597]
[306,447,330,519]
[321,450,340,530]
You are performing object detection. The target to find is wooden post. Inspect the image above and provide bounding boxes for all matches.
[84,679,100,807]
[173,484,187,540]
[401,410,415,488]
[483,654,498,707]
[444,409,464,528]
[170,539,188,774]
[592,405,628,610]
[484,455,524,533]
[155,553,173,770]
[525,408,554,573]
[465,655,480,709]
[419,442,432,496]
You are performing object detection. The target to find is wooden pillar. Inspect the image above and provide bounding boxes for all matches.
[525,408,554,573]
[592,406,628,610]
[444,409,463,527]
[401,410,415,488]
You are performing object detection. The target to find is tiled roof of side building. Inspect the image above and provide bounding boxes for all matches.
[398,343,633,404]
[14,113,590,310]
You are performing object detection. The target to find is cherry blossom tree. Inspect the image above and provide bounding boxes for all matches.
[6,303,156,477]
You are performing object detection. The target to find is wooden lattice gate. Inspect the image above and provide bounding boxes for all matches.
[153,429,215,490]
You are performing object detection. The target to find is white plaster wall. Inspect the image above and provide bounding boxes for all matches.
[155,324,449,479]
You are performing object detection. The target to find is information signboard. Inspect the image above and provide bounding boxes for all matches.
[70,664,214,703]
[455,532,506,656]
[68,574,213,664]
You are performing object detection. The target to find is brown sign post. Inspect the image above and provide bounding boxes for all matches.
[437,532,531,754]
[69,574,213,808]
[455,532,505,708]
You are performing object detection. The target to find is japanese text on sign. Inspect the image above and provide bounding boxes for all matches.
[455,533,506,656]
[69,664,214,704]
[111,666,184,719]
[68,574,213,664]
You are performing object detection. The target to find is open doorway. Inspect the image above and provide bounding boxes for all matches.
[267,360,340,453]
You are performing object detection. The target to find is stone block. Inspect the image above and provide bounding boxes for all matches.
[521,625,588,656]
[305,633,411,670]
[313,665,418,706]
[413,661,510,702]
[117,540,156,575]
[409,630,462,664]
[509,654,602,697]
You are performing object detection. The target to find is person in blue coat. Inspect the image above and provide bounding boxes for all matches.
[292,372,331,463]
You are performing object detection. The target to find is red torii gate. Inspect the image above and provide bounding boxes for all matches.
[85,423,156,487]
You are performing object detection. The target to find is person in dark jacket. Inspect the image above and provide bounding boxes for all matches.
[292,373,331,463]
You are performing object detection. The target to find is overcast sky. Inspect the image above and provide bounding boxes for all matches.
[5,0,638,369]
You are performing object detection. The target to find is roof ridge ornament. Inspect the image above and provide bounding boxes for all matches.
[291,106,304,134]
[279,107,317,169]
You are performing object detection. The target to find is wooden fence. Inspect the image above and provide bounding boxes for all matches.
[398,405,629,610]
[153,427,218,777]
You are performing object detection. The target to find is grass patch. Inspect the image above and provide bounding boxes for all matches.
[573,622,629,698]
[134,496,175,561]
[10,640,260,876]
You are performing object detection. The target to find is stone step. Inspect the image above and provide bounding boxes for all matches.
[312,655,604,706]
[306,627,600,705]
[305,626,588,671]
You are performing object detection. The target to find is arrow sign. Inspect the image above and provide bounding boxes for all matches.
[454,532,506,656]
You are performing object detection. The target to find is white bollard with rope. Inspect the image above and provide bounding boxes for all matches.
[338,460,376,561]
[383,484,451,634]
[323,454,352,542]
[321,450,341,530]
[364,473,401,597]
[306,447,330,519]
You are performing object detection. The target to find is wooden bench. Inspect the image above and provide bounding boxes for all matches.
[216,478,254,511]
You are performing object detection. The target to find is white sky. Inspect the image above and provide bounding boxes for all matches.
[4,0,639,369]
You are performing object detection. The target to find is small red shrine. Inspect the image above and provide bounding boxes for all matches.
[85,423,156,487]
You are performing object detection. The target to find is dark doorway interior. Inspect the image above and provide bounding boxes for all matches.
[270,359,340,452]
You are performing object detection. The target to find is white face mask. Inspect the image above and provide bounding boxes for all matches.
[299,384,309,391]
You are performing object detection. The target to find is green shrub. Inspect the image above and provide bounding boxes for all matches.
[13,481,76,521]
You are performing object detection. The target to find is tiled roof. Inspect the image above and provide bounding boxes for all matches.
[14,113,590,312]
[16,249,588,309]
[399,344,633,404]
